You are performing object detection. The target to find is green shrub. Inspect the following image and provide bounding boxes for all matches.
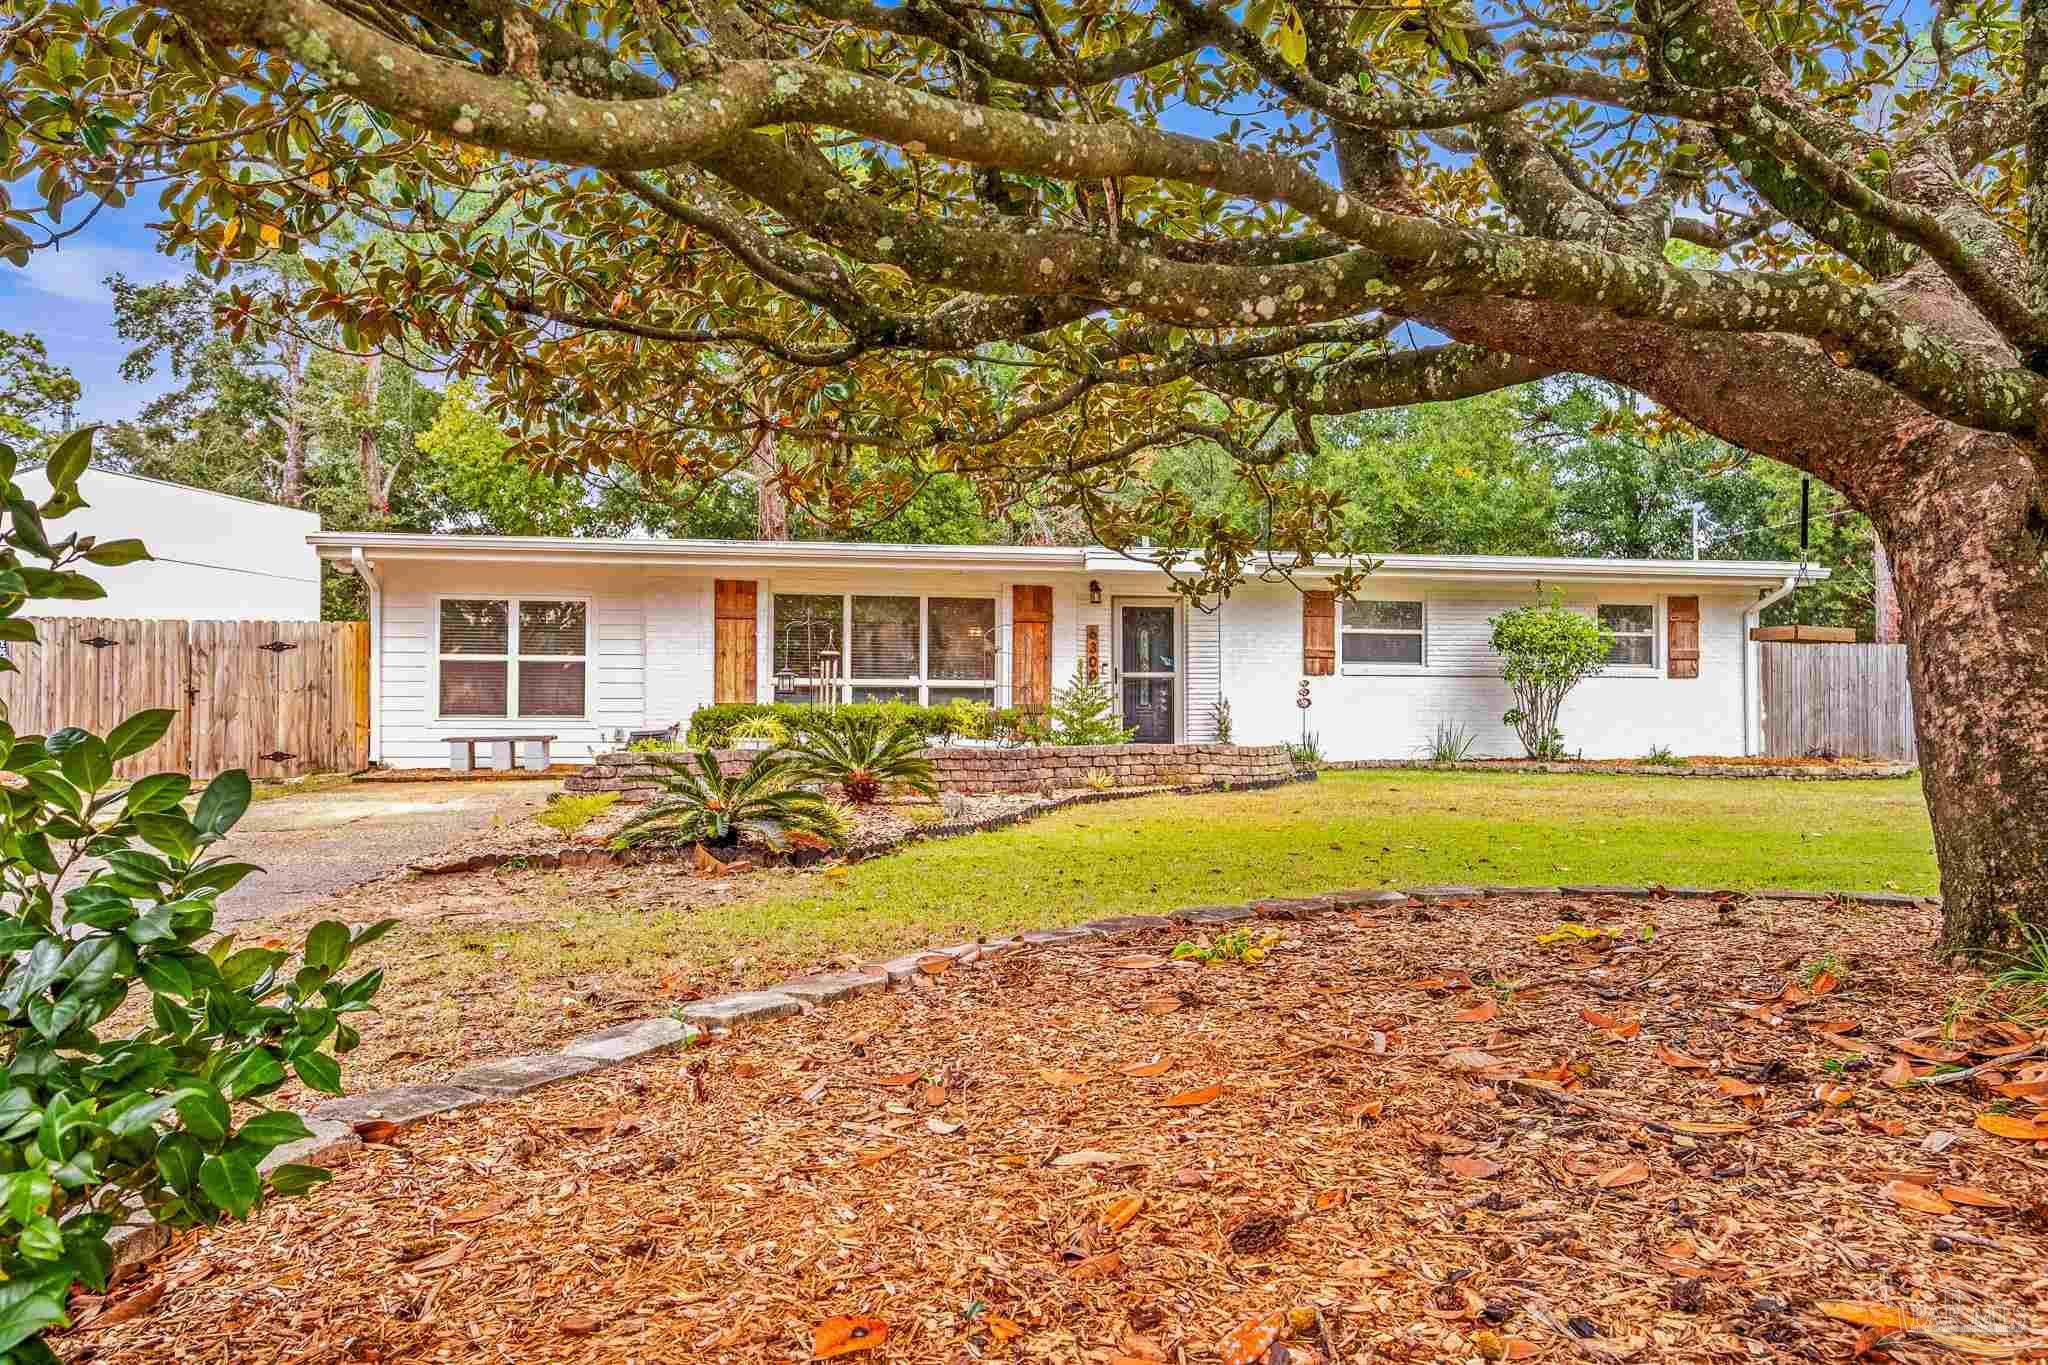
[0,430,395,1357]
[787,714,938,805]
[1043,665,1135,746]
[624,737,689,753]
[1419,721,1476,763]
[940,697,995,742]
[726,715,791,745]
[685,701,1020,749]
[536,792,618,835]
[613,749,845,852]
[1489,594,1613,759]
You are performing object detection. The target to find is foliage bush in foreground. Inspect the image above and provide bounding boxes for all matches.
[0,431,394,1360]
[535,792,618,836]
[612,749,845,852]
[1489,596,1613,759]
[687,701,1018,749]
[787,714,938,806]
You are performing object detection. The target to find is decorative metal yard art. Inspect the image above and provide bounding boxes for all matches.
[1296,677,1313,747]
[776,601,841,709]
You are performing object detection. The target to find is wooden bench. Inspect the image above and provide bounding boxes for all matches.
[446,734,557,772]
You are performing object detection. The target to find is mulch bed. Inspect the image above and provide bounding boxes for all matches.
[59,894,2047,1364]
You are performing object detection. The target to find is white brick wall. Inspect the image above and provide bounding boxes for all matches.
[1220,578,1753,760]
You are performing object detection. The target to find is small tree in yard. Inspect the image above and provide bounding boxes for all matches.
[1490,599,1612,760]
[1043,666,1136,747]
[0,430,393,1360]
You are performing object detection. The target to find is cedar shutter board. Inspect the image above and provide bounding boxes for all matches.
[1667,595,1700,680]
[1012,585,1053,707]
[713,579,758,703]
[1303,591,1336,677]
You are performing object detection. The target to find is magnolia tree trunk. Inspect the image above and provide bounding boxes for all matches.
[1881,428,2048,956]
[1422,301,2048,956]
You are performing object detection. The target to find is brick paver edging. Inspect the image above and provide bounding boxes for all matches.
[1327,759,1916,780]
[105,878,1938,1264]
[413,771,1313,876]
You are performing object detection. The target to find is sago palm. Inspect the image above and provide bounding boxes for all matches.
[788,714,938,805]
[612,749,845,851]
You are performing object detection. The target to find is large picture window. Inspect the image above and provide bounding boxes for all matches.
[772,591,998,704]
[1599,603,1657,667]
[439,598,587,718]
[1341,598,1425,666]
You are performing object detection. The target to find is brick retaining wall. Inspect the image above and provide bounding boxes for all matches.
[567,742,1298,801]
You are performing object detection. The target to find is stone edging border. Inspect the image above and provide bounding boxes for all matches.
[1326,759,1915,780]
[410,772,1313,876]
[109,876,1936,1266]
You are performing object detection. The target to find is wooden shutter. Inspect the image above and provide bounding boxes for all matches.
[1012,585,1052,708]
[1302,591,1336,676]
[1667,595,1700,680]
[713,579,758,703]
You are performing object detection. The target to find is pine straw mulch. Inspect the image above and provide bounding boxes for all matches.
[59,893,2048,1365]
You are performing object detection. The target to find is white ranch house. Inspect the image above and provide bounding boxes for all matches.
[309,533,1824,768]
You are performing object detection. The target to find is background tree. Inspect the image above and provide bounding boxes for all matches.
[0,331,81,455]
[5,0,2043,952]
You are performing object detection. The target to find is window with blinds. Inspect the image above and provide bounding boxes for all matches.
[769,592,997,703]
[1341,598,1425,666]
[438,598,586,718]
[928,598,996,682]
[850,596,919,681]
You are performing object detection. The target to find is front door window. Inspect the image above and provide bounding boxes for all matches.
[1118,604,1176,742]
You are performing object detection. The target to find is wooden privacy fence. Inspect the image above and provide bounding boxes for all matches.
[1760,641,1918,762]
[0,618,369,780]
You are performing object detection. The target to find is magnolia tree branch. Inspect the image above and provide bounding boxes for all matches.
[161,0,2048,438]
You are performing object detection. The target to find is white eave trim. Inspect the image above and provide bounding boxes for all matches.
[311,532,1825,589]
[1084,549,1828,587]
[312,532,1089,574]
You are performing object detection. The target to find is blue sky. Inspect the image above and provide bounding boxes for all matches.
[2,188,185,425]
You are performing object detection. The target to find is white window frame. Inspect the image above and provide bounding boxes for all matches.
[1340,597,1428,675]
[1597,599,1660,674]
[771,590,1000,705]
[434,594,591,721]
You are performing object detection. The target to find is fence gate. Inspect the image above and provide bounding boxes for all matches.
[1760,641,1918,762]
[0,617,369,780]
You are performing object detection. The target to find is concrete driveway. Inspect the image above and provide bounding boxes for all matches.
[212,779,554,927]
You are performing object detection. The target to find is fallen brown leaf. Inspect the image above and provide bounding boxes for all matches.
[814,1314,888,1357]
[1065,1251,1122,1280]
[1157,1083,1223,1108]
[1102,1195,1144,1231]
[1883,1180,1954,1215]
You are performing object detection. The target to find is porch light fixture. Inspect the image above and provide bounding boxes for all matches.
[1088,580,1102,605]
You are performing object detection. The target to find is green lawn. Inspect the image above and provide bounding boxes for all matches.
[296,768,1940,1085]
[634,768,1938,970]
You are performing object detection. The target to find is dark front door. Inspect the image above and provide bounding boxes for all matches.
[1118,604,1176,742]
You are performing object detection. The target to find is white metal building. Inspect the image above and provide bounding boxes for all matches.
[16,467,321,620]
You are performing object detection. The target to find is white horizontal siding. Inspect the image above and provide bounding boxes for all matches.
[373,564,648,766]
[1222,579,1753,760]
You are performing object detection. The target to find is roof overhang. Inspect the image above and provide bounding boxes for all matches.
[1082,548,1826,589]
[313,533,1825,589]
[313,532,1087,575]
